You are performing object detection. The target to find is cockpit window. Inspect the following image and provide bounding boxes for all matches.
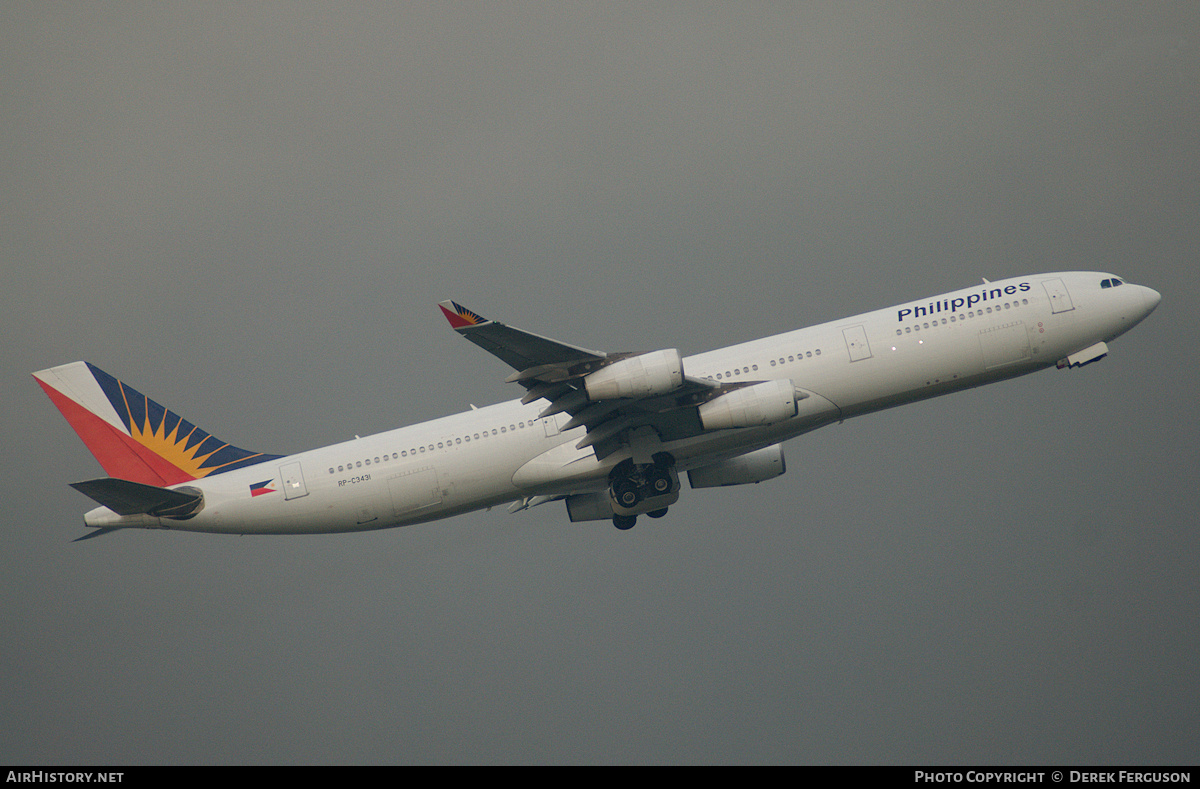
[1100,278,1124,289]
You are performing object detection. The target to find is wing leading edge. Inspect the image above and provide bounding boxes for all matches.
[438,301,751,460]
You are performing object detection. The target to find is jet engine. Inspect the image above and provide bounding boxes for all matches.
[565,491,616,522]
[698,379,799,430]
[687,444,787,488]
[583,349,683,400]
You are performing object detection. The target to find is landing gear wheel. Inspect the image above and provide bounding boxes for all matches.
[647,508,668,519]
[646,468,672,495]
[613,514,637,530]
[612,479,641,509]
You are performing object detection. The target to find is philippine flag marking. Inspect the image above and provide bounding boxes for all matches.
[250,479,277,497]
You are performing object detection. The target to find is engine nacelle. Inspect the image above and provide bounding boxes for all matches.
[583,349,684,400]
[565,491,616,522]
[687,444,786,488]
[698,379,798,430]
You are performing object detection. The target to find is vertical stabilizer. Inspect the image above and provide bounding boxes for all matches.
[34,362,281,486]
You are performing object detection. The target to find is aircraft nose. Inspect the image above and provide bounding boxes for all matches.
[1142,285,1161,318]
[1141,286,1162,315]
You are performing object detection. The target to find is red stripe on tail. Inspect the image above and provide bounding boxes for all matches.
[35,378,195,486]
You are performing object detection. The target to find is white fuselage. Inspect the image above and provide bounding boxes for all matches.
[86,271,1159,534]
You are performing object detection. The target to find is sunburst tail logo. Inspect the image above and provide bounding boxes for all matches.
[438,300,488,329]
[32,361,283,487]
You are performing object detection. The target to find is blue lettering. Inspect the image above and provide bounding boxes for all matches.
[897,282,1030,322]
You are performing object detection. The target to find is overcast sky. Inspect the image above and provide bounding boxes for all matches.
[3,3,1198,765]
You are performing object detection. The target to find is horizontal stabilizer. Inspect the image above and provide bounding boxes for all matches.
[72,527,119,543]
[70,478,203,517]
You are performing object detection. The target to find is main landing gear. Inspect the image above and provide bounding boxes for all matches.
[608,454,679,530]
[613,514,637,530]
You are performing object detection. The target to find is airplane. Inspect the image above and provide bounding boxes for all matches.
[34,271,1160,539]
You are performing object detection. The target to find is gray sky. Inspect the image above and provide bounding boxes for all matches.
[3,3,1198,764]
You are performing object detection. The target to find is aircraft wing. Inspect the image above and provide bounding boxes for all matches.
[440,301,735,460]
[438,301,606,372]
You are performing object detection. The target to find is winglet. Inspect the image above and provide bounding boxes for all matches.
[439,300,489,330]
